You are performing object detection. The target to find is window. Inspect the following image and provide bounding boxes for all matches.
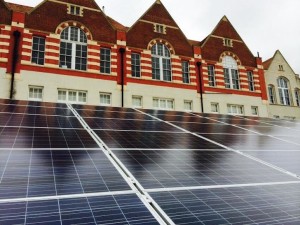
[277,77,291,105]
[295,89,300,107]
[223,38,233,47]
[182,61,190,84]
[251,106,259,116]
[227,104,244,115]
[132,96,142,108]
[29,86,43,101]
[184,100,193,111]
[211,103,219,113]
[268,84,276,104]
[153,98,174,110]
[223,56,240,89]
[154,24,165,34]
[100,48,111,74]
[247,71,255,91]
[131,53,141,78]
[100,93,111,106]
[57,89,87,103]
[151,43,172,81]
[279,65,284,71]
[68,5,82,16]
[208,65,216,87]
[59,27,87,70]
[31,36,45,65]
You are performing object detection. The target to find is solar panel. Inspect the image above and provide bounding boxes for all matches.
[1,100,300,224]
[150,183,300,225]
[112,150,297,189]
[95,130,224,149]
[0,194,160,225]
[0,149,131,199]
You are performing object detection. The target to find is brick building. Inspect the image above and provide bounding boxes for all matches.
[0,0,278,117]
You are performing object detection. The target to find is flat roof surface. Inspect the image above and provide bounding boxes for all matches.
[0,99,300,225]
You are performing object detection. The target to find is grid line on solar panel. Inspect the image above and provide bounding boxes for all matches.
[0,150,131,199]
[0,114,83,128]
[0,194,160,225]
[150,183,300,225]
[112,150,298,190]
[0,127,99,149]
[83,117,180,131]
[0,105,74,116]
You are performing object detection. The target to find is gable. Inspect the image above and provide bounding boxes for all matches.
[202,16,256,67]
[127,1,193,57]
[267,51,296,75]
[54,0,100,9]
[0,0,11,25]
[25,0,116,43]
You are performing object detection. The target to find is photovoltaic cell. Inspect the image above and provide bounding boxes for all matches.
[0,105,74,116]
[0,194,159,225]
[200,133,300,150]
[0,150,130,199]
[85,118,179,131]
[95,130,223,149]
[172,122,252,134]
[113,150,296,189]
[244,151,300,176]
[77,109,154,120]
[238,125,300,136]
[0,127,98,148]
[150,183,300,225]
[0,113,83,128]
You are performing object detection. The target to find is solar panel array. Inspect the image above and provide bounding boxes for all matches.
[1,98,300,225]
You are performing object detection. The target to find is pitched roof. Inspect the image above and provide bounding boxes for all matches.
[6,2,33,12]
[262,57,273,70]
[107,16,127,31]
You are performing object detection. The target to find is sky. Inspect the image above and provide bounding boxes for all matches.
[6,0,300,74]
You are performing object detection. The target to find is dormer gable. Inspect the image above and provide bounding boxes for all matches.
[127,0,193,57]
[25,0,116,43]
[201,16,256,67]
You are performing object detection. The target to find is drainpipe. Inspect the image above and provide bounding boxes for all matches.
[10,30,21,100]
[196,61,204,113]
[119,47,125,107]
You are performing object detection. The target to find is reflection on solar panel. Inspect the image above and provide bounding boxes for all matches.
[1,99,300,224]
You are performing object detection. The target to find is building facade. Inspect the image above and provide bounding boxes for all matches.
[0,0,296,118]
[264,50,300,119]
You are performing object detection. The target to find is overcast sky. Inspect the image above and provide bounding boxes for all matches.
[7,0,300,73]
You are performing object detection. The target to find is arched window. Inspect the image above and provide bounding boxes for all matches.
[268,84,276,104]
[222,56,240,89]
[277,77,291,105]
[151,43,172,81]
[59,27,87,71]
[295,88,300,107]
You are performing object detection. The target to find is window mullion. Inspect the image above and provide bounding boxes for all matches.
[71,43,76,69]
[160,57,163,81]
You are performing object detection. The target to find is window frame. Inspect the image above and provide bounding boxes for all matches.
[132,95,143,108]
[57,89,87,104]
[277,77,291,106]
[99,92,112,106]
[268,84,277,104]
[247,71,255,91]
[227,104,244,115]
[131,53,141,78]
[223,56,240,90]
[59,26,87,71]
[184,100,193,112]
[211,102,219,113]
[295,89,300,107]
[31,36,46,65]
[182,61,190,84]
[153,98,174,110]
[28,86,43,101]
[151,43,172,82]
[100,48,111,74]
[207,65,216,87]
[251,106,259,116]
